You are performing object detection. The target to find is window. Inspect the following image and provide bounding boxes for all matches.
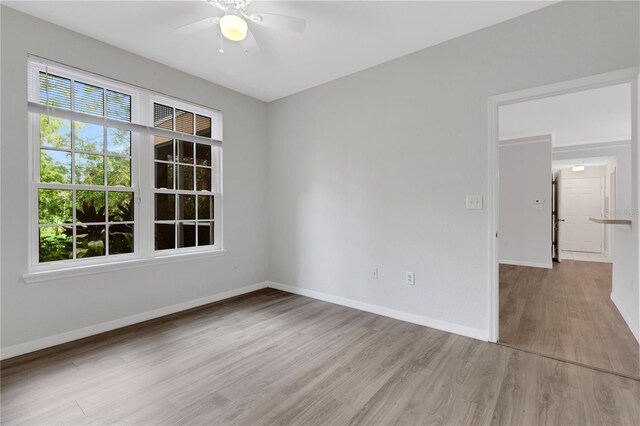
[152,104,218,251]
[28,59,223,273]
[36,72,134,262]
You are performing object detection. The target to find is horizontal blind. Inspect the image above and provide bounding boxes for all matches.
[28,56,223,147]
[29,102,222,147]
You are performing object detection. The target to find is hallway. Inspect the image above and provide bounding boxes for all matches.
[500,260,639,378]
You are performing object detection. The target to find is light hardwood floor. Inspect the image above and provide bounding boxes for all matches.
[500,260,639,379]
[2,288,639,425]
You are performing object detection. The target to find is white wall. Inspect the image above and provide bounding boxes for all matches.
[1,7,269,354]
[610,196,638,341]
[604,158,616,258]
[498,83,631,146]
[266,1,639,339]
[499,138,552,268]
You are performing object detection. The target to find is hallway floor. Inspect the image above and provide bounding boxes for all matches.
[500,260,639,379]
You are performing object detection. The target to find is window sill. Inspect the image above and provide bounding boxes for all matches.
[23,249,227,284]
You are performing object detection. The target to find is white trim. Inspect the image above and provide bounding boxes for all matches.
[611,291,640,343]
[488,67,640,343]
[490,68,639,107]
[635,74,640,343]
[499,259,553,269]
[1,280,491,361]
[29,62,142,270]
[553,139,632,152]
[499,131,555,144]
[267,282,490,342]
[23,249,227,283]
[487,93,499,343]
[1,280,267,360]
[147,93,223,256]
[499,134,553,146]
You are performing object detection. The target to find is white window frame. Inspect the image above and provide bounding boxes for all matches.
[26,58,224,282]
[146,94,223,256]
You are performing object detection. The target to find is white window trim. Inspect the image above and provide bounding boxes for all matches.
[22,249,227,284]
[25,58,224,282]
[147,94,223,257]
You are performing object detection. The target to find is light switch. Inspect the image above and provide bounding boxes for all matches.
[405,272,415,285]
[466,195,483,210]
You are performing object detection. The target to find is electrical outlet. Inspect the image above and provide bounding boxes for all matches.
[371,267,379,280]
[405,272,415,285]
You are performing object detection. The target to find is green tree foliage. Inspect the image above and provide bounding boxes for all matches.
[73,202,106,256]
[39,227,73,262]
[39,115,134,260]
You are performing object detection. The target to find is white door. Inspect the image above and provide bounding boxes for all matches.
[561,177,602,253]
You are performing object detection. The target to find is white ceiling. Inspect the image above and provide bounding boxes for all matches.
[5,0,556,102]
[499,83,632,147]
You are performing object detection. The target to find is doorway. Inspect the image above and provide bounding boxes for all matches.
[488,69,639,379]
[557,162,612,261]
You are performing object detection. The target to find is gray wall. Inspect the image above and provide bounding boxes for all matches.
[1,7,269,350]
[266,1,639,337]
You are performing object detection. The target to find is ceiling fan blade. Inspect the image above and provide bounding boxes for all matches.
[175,16,221,35]
[250,13,306,33]
[240,28,259,53]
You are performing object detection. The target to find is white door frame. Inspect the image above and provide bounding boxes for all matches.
[487,67,639,343]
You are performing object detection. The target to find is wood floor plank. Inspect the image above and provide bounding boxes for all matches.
[500,260,639,378]
[2,288,639,425]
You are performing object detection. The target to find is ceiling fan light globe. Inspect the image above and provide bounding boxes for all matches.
[220,14,248,41]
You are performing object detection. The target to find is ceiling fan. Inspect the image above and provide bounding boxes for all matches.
[176,0,307,53]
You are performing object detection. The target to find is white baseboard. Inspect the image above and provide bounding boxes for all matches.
[610,291,640,343]
[267,282,489,342]
[1,281,269,360]
[499,259,553,269]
